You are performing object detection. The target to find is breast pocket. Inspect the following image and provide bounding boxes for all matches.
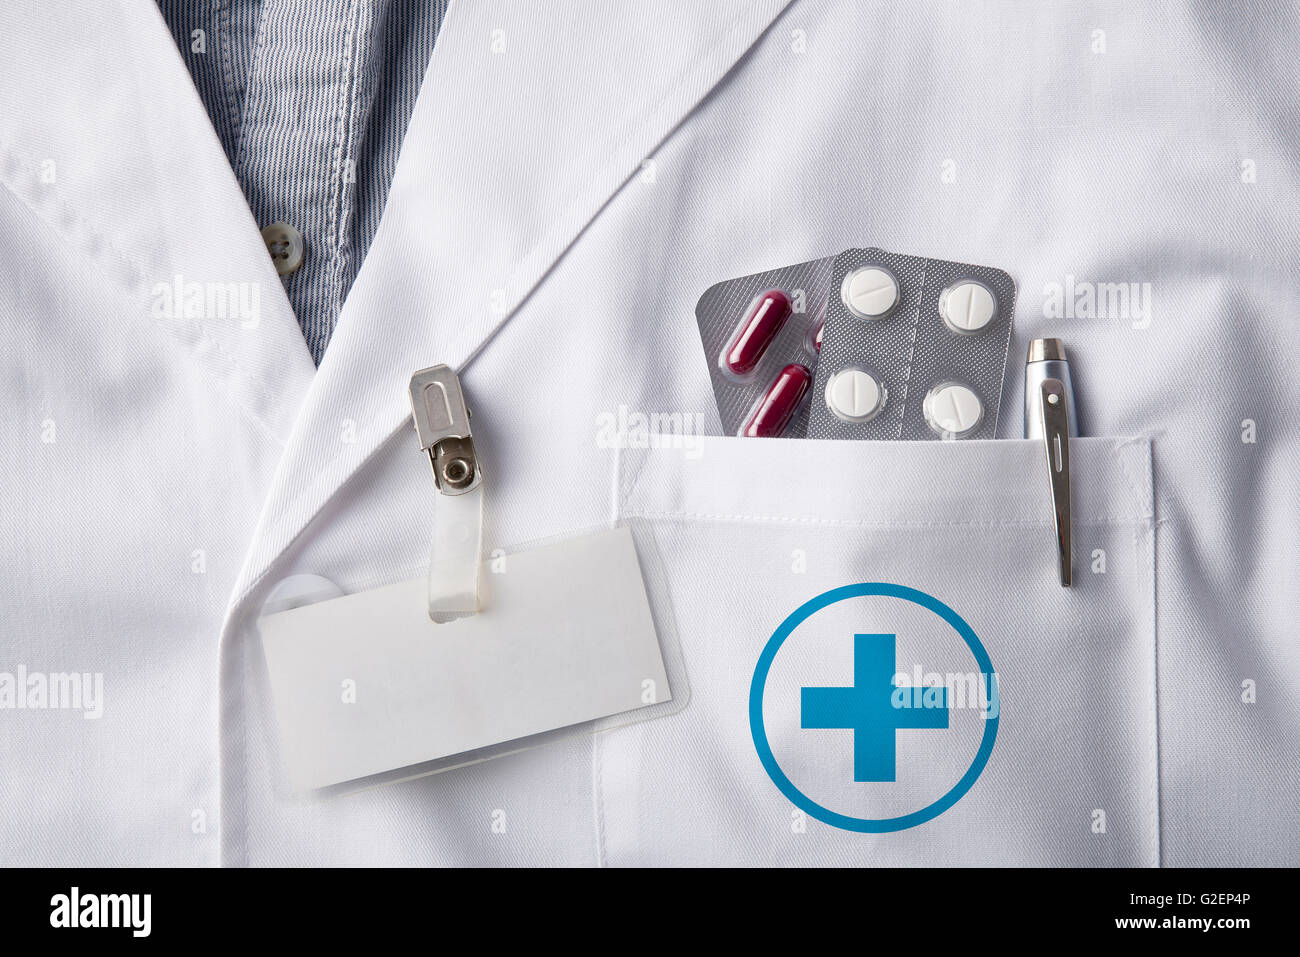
[598,434,1157,866]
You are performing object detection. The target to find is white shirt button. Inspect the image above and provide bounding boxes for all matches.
[261,222,304,276]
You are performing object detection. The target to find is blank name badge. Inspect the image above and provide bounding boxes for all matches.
[259,525,671,791]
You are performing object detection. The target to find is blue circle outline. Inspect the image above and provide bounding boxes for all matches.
[749,582,998,833]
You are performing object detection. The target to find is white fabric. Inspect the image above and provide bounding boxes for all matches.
[615,436,1157,865]
[0,0,1296,866]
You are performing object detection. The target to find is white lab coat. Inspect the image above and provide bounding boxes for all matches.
[0,0,1296,866]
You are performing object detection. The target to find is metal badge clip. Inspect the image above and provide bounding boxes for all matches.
[410,365,481,496]
[409,365,484,622]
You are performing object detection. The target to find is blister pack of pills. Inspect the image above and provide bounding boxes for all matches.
[807,248,1016,441]
[693,257,834,437]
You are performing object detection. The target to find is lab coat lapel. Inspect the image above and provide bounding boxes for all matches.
[0,2,315,444]
[227,0,794,607]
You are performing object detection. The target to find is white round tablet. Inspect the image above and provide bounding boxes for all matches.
[825,367,885,422]
[841,266,899,319]
[939,280,996,333]
[923,382,984,438]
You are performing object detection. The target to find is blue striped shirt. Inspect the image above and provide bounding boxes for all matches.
[157,0,449,363]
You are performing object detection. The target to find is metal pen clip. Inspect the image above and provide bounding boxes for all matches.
[1038,378,1072,586]
[1024,338,1077,588]
[410,365,484,623]
[410,365,481,496]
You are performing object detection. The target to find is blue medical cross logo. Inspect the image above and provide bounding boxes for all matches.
[800,633,949,782]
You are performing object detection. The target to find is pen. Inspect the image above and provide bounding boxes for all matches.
[1024,338,1077,586]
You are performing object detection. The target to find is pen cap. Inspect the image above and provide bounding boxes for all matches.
[1024,338,1079,438]
[1027,338,1066,363]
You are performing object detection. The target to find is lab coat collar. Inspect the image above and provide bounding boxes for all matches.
[226,0,795,611]
[0,2,317,445]
[0,0,792,618]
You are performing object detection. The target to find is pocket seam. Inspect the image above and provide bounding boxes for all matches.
[619,436,1155,529]
[619,509,1153,529]
[1110,435,1155,521]
[616,445,655,513]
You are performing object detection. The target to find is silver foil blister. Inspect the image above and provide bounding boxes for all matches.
[807,248,1016,441]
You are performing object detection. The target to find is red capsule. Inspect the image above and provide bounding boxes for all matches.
[813,321,824,353]
[721,289,793,378]
[742,363,812,438]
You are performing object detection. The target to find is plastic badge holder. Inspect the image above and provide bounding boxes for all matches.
[807,247,1017,442]
[258,366,690,795]
[259,522,690,796]
[694,256,835,438]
